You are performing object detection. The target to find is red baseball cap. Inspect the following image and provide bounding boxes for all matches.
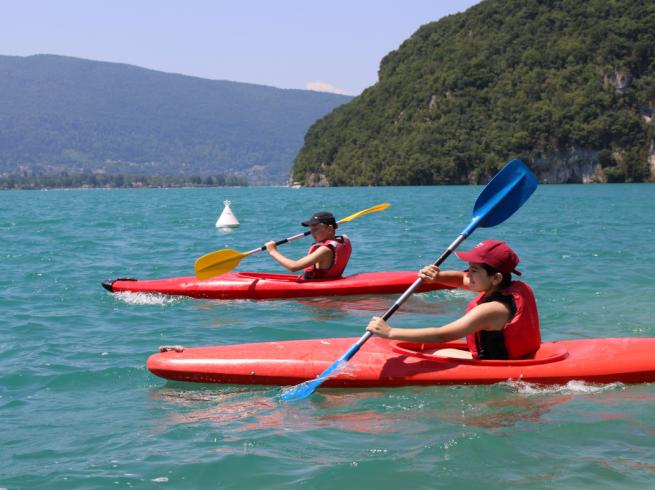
[455,240,522,275]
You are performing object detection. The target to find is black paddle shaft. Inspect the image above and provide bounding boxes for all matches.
[381,234,467,321]
[258,231,312,252]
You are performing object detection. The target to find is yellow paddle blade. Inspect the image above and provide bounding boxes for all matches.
[337,203,390,224]
[194,248,247,280]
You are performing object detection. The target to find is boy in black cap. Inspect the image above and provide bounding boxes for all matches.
[265,211,352,279]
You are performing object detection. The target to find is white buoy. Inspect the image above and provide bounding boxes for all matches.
[215,200,240,228]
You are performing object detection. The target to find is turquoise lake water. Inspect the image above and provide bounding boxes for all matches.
[2,184,655,489]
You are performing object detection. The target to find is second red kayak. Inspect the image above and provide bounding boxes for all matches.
[101,271,449,300]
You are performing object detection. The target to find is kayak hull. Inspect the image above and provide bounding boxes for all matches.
[102,271,448,300]
[147,337,655,387]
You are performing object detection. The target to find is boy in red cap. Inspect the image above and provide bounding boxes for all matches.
[265,211,352,279]
[367,240,540,359]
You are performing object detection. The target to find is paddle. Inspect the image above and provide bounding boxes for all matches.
[279,159,538,402]
[194,203,391,280]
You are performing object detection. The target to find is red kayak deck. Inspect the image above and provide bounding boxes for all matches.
[147,337,655,386]
[102,271,448,300]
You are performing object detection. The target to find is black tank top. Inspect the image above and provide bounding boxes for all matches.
[474,291,516,360]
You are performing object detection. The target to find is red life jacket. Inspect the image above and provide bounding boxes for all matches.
[303,235,352,280]
[465,281,541,359]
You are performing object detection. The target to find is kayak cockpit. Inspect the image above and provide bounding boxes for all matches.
[390,341,569,366]
[235,272,340,283]
[235,272,304,282]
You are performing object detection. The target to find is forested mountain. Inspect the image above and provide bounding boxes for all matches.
[0,54,350,185]
[292,0,655,185]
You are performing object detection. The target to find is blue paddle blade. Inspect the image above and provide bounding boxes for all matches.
[278,362,343,402]
[278,336,365,402]
[462,159,537,237]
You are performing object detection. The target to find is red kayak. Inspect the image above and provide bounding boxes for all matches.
[147,337,655,386]
[102,271,448,300]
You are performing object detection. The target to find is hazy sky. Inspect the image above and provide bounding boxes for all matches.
[1,0,480,95]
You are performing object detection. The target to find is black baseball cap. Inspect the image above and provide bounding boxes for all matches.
[301,211,337,228]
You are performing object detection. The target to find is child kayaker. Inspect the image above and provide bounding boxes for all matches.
[366,240,541,360]
[265,211,352,280]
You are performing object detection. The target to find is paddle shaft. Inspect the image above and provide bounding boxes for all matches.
[245,210,366,257]
[245,231,311,256]
[338,234,468,362]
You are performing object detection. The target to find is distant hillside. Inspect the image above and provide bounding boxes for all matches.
[292,0,655,185]
[0,54,350,184]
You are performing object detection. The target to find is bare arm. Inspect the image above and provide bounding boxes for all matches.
[419,265,472,290]
[366,301,512,343]
[266,241,333,272]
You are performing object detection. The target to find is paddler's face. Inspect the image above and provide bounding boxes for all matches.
[466,262,499,292]
[309,223,333,241]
